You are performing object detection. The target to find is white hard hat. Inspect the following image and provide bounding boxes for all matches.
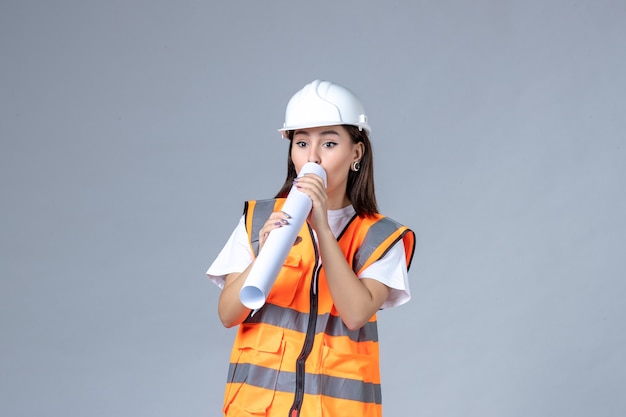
[278,80,370,138]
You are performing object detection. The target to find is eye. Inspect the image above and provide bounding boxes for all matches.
[322,141,337,148]
[294,141,308,148]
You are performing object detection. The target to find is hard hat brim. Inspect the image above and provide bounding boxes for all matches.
[277,122,371,139]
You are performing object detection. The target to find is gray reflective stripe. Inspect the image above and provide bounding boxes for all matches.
[352,217,403,274]
[247,199,277,257]
[325,312,379,342]
[245,303,310,333]
[228,363,382,404]
[245,303,378,343]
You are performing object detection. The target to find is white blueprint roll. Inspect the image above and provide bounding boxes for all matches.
[239,162,327,310]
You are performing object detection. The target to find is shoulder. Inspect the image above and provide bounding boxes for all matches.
[244,198,286,216]
[351,213,412,233]
[351,213,416,272]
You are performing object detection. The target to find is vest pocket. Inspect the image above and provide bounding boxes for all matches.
[320,344,375,382]
[319,345,382,416]
[266,251,303,306]
[224,326,286,416]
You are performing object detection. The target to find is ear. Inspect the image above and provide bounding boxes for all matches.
[353,141,365,162]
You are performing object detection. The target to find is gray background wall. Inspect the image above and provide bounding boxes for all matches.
[1,1,624,416]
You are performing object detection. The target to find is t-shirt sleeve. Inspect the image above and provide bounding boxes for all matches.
[206,216,253,289]
[358,240,411,309]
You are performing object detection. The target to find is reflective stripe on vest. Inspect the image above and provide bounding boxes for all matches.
[228,363,382,404]
[245,302,379,343]
[225,199,415,417]
[352,215,416,275]
[244,199,277,257]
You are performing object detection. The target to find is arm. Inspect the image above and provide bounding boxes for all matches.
[217,268,253,328]
[316,226,391,331]
[294,174,391,330]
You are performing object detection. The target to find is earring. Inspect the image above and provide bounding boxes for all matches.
[352,161,361,172]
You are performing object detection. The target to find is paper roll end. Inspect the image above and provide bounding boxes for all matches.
[240,286,266,310]
[299,162,327,187]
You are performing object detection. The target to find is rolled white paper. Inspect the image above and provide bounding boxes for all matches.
[239,162,327,310]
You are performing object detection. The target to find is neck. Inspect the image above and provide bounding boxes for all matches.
[326,193,351,211]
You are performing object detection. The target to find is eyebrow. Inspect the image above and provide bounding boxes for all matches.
[293,129,341,136]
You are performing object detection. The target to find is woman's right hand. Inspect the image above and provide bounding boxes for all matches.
[258,211,291,252]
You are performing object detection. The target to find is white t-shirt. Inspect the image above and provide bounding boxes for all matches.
[206,205,411,309]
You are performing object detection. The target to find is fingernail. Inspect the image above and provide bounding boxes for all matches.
[281,219,289,225]
[274,221,282,227]
[283,212,292,219]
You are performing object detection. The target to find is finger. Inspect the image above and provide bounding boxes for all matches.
[267,211,292,224]
[294,177,325,199]
[259,212,292,248]
[296,179,326,206]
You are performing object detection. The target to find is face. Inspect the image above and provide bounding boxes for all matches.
[291,125,363,202]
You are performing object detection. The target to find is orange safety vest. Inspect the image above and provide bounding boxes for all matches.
[223,198,415,417]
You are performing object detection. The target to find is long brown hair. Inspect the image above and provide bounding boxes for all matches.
[274,125,378,217]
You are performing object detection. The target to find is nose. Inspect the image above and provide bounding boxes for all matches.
[307,148,320,164]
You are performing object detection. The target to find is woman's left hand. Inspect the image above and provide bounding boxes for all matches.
[293,173,329,233]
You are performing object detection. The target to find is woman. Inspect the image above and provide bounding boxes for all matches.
[207,80,415,417]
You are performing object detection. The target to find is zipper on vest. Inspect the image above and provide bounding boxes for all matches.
[289,225,320,417]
